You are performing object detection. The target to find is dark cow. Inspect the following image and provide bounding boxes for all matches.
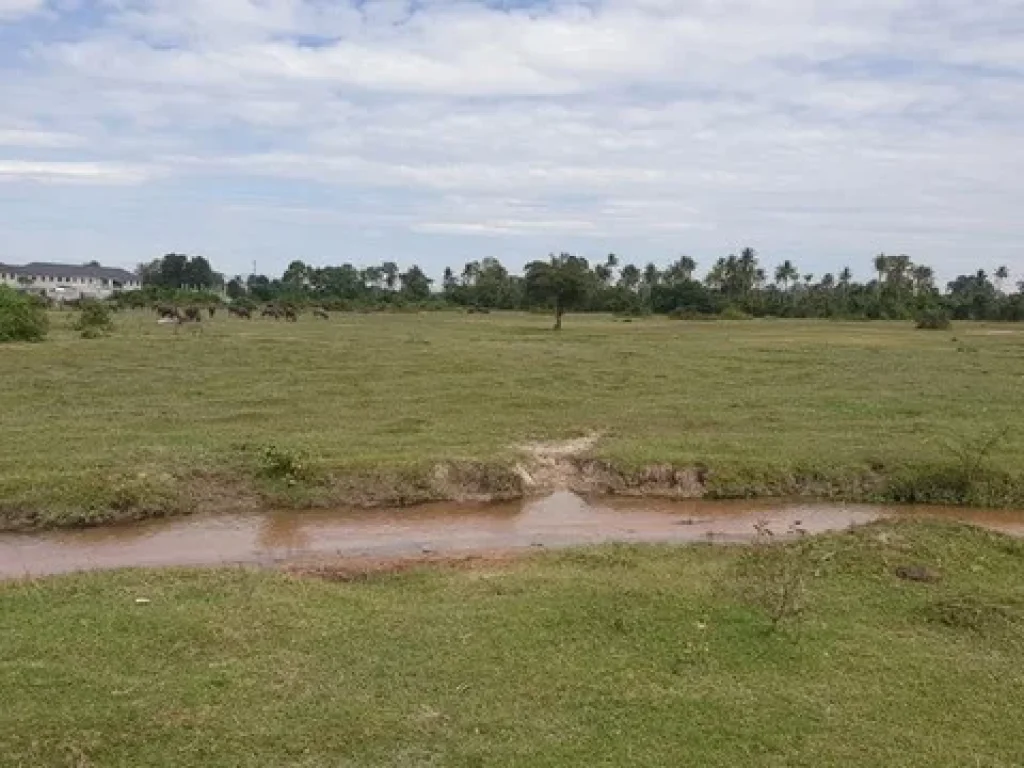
[228,305,252,319]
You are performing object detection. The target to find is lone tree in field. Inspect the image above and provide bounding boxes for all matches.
[525,253,591,330]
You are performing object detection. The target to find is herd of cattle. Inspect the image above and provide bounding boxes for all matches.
[155,304,330,324]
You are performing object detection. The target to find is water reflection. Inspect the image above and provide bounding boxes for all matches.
[1,492,1022,578]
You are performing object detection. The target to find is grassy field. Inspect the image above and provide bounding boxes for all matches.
[3,311,1024,528]
[2,521,1023,766]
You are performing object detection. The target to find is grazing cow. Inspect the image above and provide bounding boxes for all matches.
[156,305,179,320]
[313,308,329,320]
[208,306,217,319]
[261,306,281,319]
[184,307,202,323]
[283,307,298,322]
[228,305,252,319]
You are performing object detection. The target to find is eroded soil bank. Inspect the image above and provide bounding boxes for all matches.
[3,491,1023,579]
[4,434,1023,533]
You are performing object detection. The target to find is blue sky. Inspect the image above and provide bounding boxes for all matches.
[1,0,1022,282]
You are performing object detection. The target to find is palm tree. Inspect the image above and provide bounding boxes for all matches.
[643,263,660,285]
[888,254,912,292]
[664,255,696,283]
[839,266,853,288]
[442,266,457,294]
[995,265,1009,293]
[874,253,888,292]
[461,261,480,286]
[911,265,934,295]
[618,264,641,291]
[381,261,399,291]
[774,260,798,291]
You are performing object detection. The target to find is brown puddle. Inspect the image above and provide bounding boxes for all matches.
[2,492,1023,579]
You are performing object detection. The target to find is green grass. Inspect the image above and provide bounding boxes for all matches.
[3,311,1024,527]
[2,522,1024,766]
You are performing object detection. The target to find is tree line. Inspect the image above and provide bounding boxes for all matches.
[137,250,1024,326]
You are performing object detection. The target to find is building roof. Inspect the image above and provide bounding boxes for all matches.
[0,262,139,283]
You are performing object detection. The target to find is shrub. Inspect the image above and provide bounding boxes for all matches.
[915,308,951,330]
[256,444,317,485]
[719,305,751,320]
[72,300,115,338]
[735,521,817,629]
[668,307,716,321]
[0,286,49,343]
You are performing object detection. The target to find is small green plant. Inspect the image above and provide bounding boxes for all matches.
[915,308,951,330]
[0,286,49,342]
[256,445,312,485]
[72,300,114,338]
[736,521,815,629]
[943,425,1011,486]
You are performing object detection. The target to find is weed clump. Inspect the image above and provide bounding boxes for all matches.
[72,300,115,338]
[735,521,818,629]
[0,286,48,343]
[256,445,315,485]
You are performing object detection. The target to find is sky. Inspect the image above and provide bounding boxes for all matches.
[0,0,1021,283]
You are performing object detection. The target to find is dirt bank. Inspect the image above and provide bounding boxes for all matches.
[2,436,1023,532]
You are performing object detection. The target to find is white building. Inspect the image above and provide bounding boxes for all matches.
[0,262,142,300]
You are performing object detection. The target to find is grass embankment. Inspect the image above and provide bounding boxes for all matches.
[2,522,1023,766]
[2,312,1024,529]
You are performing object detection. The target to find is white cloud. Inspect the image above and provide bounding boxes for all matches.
[0,128,83,148]
[0,0,1022,277]
[0,0,43,22]
[0,160,158,184]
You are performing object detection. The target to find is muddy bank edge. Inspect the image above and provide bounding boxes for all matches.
[3,456,1024,533]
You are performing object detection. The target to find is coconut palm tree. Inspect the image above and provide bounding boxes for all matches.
[618,264,641,291]
[874,253,888,292]
[995,265,1010,293]
[911,264,934,295]
[774,260,798,291]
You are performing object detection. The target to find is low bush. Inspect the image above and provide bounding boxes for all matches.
[72,300,115,338]
[668,307,716,321]
[719,305,752,320]
[0,286,49,342]
[915,308,952,330]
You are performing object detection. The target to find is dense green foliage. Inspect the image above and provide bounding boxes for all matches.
[3,523,1024,766]
[204,250,1024,323]
[0,285,48,342]
[71,299,115,338]
[524,252,593,328]
[139,253,221,290]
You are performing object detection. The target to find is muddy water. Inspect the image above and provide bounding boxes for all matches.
[2,492,1023,579]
